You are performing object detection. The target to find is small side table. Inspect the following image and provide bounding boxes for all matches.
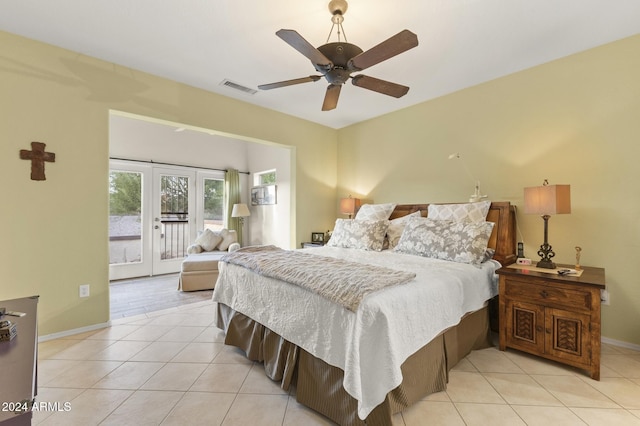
[301,242,324,248]
[497,264,605,380]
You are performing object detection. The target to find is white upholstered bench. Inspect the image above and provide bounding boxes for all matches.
[179,251,226,291]
[178,228,239,292]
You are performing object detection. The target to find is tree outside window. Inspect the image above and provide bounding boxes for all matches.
[256,170,276,186]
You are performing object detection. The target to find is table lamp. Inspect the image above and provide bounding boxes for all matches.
[339,195,361,219]
[524,180,571,269]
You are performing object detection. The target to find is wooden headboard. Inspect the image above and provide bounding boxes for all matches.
[390,201,517,266]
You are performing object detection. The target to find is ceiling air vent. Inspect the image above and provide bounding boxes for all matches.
[220,79,258,95]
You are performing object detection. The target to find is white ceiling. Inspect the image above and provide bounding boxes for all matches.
[2,0,639,129]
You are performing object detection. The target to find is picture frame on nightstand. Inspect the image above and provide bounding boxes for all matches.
[311,232,324,243]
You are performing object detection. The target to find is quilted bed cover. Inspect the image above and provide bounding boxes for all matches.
[212,246,500,419]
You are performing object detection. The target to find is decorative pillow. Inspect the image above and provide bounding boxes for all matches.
[217,229,238,251]
[355,203,397,221]
[193,229,223,252]
[394,217,495,264]
[327,219,389,251]
[187,244,204,254]
[386,211,422,249]
[427,201,491,223]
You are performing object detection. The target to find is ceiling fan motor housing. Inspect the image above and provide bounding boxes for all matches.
[316,42,362,84]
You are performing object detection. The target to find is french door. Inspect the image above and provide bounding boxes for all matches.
[109,161,201,280]
[151,168,196,275]
[109,162,152,280]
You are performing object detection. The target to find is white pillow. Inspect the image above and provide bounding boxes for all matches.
[355,203,397,221]
[327,219,389,251]
[193,229,223,252]
[427,201,491,223]
[386,211,422,249]
[187,244,204,254]
[394,217,495,265]
[218,229,238,251]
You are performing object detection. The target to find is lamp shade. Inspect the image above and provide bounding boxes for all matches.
[231,203,251,218]
[339,196,361,216]
[524,184,571,215]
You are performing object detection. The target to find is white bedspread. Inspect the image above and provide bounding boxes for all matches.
[212,246,500,420]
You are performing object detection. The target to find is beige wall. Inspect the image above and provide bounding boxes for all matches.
[0,31,337,336]
[338,35,640,346]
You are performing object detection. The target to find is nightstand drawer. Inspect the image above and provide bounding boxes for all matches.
[504,279,592,311]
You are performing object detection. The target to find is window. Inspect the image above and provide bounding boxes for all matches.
[203,177,224,231]
[255,169,276,186]
[109,170,143,265]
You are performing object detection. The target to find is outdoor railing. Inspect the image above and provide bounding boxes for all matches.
[160,219,189,260]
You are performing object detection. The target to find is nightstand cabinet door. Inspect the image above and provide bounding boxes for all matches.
[505,299,545,354]
[545,307,592,367]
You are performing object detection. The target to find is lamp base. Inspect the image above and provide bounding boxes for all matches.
[536,214,557,269]
[536,259,556,269]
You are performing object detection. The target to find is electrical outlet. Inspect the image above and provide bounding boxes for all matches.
[79,284,90,298]
[600,289,610,305]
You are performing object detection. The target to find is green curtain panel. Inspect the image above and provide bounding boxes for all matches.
[224,169,242,244]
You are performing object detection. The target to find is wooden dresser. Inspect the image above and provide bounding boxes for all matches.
[0,296,39,425]
[497,265,605,380]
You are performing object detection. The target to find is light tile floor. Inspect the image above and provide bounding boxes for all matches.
[36,300,640,425]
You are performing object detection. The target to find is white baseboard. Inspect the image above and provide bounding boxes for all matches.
[602,336,640,352]
[38,321,111,342]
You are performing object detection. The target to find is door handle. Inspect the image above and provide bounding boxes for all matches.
[154,225,160,229]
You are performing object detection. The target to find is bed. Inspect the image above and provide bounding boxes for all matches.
[212,201,516,425]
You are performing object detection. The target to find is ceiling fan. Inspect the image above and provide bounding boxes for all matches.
[258,0,419,111]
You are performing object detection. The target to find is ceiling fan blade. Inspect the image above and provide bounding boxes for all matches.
[348,30,418,71]
[322,84,342,111]
[351,75,409,98]
[276,29,333,70]
[258,75,321,90]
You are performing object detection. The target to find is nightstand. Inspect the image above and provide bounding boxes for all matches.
[301,242,324,248]
[497,264,605,380]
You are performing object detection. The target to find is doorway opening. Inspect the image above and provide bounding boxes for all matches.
[108,110,294,317]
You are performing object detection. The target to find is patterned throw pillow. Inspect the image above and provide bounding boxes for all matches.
[427,201,491,223]
[386,211,422,249]
[355,203,397,221]
[394,217,495,264]
[327,219,389,251]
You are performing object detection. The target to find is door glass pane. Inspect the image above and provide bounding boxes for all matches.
[203,178,224,231]
[160,175,190,260]
[109,171,142,265]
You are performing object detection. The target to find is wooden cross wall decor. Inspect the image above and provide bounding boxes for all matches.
[19,141,56,181]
